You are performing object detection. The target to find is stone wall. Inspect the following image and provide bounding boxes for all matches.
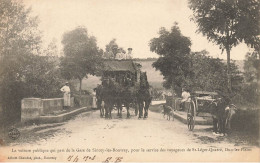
[21,97,75,122]
[42,98,63,115]
[21,98,43,122]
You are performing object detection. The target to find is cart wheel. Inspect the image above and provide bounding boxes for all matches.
[187,101,196,131]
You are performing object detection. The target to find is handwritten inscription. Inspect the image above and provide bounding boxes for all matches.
[67,155,123,162]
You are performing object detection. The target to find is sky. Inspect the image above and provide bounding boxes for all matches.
[23,0,253,60]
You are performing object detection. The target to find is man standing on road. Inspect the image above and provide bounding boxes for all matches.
[180,87,190,111]
[60,82,71,110]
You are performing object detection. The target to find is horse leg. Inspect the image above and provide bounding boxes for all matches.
[126,102,130,118]
[118,101,123,118]
[134,100,138,116]
[109,104,113,119]
[101,101,105,117]
[217,117,224,134]
[104,102,109,119]
[117,102,120,116]
[98,100,103,117]
[221,118,226,135]
[101,107,104,117]
[212,116,218,133]
[145,99,151,118]
[116,101,120,117]
[138,101,144,118]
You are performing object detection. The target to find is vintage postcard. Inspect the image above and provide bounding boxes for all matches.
[0,0,259,162]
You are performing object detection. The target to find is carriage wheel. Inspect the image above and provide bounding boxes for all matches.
[187,101,196,131]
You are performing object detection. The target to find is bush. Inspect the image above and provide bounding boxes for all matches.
[0,55,64,125]
[231,109,259,135]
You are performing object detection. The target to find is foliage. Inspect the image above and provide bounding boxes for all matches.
[243,51,260,83]
[22,55,64,98]
[149,23,192,96]
[60,27,103,95]
[189,0,260,92]
[105,38,118,55]
[0,0,65,124]
[234,51,260,108]
[151,88,163,100]
[0,0,43,123]
[103,39,126,59]
[44,38,59,57]
[188,50,243,95]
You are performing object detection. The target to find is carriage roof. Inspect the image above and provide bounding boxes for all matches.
[102,60,138,74]
[194,91,218,96]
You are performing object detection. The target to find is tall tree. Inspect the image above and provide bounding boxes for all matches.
[149,23,193,96]
[60,27,102,96]
[190,50,243,94]
[189,0,260,92]
[44,38,59,57]
[0,0,42,123]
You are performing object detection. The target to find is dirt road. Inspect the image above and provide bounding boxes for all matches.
[0,106,259,162]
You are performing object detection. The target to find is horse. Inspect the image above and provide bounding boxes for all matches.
[101,77,117,119]
[115,72,151,119]
[136,72,152,119]
[94,84,105,117]
[208,97,237,135]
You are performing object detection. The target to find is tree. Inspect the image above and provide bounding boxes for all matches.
[44,38,59,57]
[149,23,193,96]
[241,51,259,107]
[60,27,102,96]
[0,0,43,124]
[105,38,118,56]
[244,51,260,83]
[189,50,243,94]
[103,39,126,59]
[189,0,260,92]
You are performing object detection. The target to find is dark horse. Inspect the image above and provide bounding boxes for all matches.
[136,72,152,119]
[101,77,117,119]
[209,97,237,135]
[94,84,104,117]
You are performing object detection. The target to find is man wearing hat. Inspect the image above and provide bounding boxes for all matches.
[180,87,190,111]
[60,82,71,110]
[126,48,133,59]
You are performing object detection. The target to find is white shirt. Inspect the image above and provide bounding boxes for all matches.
[60,85,70,93]
[125,52,133,59]
[181,91,190,102]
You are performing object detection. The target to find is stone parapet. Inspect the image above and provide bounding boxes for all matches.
[21,97,75,122]
[21,98,43,122]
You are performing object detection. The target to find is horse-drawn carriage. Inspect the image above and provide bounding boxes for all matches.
[186,91,218,130]
[95,59,152,119]
[186,91,237,135]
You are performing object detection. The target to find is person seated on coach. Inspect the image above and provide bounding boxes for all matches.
[125,48,133,59]
[180,87,191,111]
[115,48,125,60]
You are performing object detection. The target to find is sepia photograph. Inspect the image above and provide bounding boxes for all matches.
[0,0,259,162]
